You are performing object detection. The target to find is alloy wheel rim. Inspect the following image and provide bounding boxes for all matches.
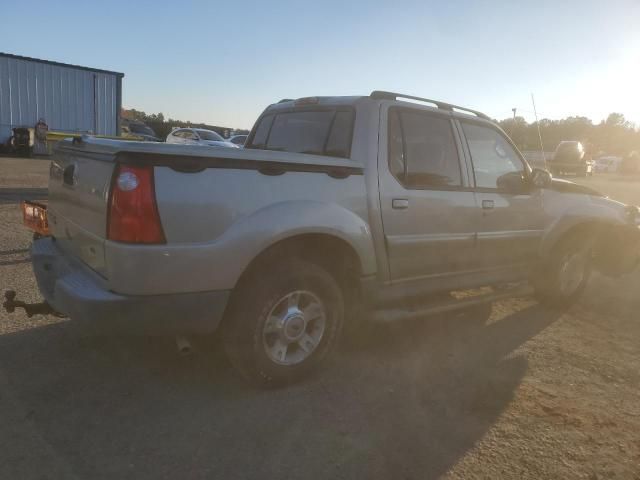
[262,290,327,366]
[558,251,586,296]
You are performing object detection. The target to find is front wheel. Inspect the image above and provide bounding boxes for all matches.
[534,233,592,309]
[223,259,344,387]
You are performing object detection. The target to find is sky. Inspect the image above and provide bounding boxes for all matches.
[2,0,639,129]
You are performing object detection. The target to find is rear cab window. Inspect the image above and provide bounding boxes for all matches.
[246,108,355,159]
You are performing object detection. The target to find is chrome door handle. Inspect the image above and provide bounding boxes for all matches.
[392,198,409,210]
[482,200,494,210]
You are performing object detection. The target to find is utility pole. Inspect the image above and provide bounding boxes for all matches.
[509,108,517,136]
[531,93,546,166]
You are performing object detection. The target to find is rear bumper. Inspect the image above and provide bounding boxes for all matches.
[32,238,230,335]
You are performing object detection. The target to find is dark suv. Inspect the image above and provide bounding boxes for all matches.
[549,141,593,177]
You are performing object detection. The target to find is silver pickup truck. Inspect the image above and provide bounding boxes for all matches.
[7,91,640,386]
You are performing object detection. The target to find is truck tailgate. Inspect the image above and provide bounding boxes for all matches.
[48,146,116,277]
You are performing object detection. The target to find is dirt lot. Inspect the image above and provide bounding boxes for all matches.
[1,158,639,479]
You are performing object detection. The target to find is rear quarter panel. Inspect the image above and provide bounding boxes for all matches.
[104,167,374,295]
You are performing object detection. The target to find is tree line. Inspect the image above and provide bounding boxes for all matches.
[122,109,250,139]
[123,107,639,157]
[498,113,639,156]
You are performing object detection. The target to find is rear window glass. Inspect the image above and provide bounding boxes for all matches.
[554,142,584,163]
[196,130,224,141]
[247,109,354,158]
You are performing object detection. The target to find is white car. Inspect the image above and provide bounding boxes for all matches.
[594,156,622,173]
[166,128,239,148]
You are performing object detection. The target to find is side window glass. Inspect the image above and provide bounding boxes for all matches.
[387,108,462,188]
[388,110,405,180]
[183,130,196,140]
[462,122,524,189]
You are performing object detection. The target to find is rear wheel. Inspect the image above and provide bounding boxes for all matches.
[223,259,344,387]
[534,232,592,309]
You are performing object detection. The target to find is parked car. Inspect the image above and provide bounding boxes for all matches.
[166,128,239,148]
[549,141,592,177]
[620,151,640,174]
[7,91,640,387]
[228,134,248,146]
[595,156,623,173]
[121,119,162,142]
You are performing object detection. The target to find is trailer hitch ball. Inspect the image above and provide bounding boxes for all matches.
[3,290,16,313]
[2,290,64,318]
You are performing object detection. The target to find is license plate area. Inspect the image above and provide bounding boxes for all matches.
[22,200,50,236]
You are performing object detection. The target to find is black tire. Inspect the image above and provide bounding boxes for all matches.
[223,258,344,388]
[534,232,592,309]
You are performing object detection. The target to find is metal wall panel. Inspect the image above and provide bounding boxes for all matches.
[0,55,120,142]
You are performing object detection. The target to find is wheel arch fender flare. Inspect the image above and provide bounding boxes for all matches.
[538,205,627,258]
[222,200,377,286]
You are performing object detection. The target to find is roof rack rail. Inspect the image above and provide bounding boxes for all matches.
[370,90,490,120]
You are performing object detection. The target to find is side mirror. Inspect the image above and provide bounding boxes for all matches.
[496,171,528,194]
[531,168,552,189]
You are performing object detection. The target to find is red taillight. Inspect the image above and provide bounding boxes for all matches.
[107,164,166,244]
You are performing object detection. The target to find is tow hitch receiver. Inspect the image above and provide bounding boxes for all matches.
[2,290,64,318]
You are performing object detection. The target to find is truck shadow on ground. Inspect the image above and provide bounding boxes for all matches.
[0,187,48,204]
[0,301,560,480]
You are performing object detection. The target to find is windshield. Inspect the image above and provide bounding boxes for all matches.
[196,130,224,141]
[556,142,582,155]
[129,124,156,136]
[553,142,584,162]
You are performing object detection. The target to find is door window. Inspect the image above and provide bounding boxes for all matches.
[388,109,462,188]
[461,122,525,189]
[183,130,196,140]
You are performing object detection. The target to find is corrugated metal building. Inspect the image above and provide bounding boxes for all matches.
[0,52,124,143]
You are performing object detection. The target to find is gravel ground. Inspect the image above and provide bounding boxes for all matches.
[0,158,639,479]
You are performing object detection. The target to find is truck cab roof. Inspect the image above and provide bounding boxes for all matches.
[266,91,492,123]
